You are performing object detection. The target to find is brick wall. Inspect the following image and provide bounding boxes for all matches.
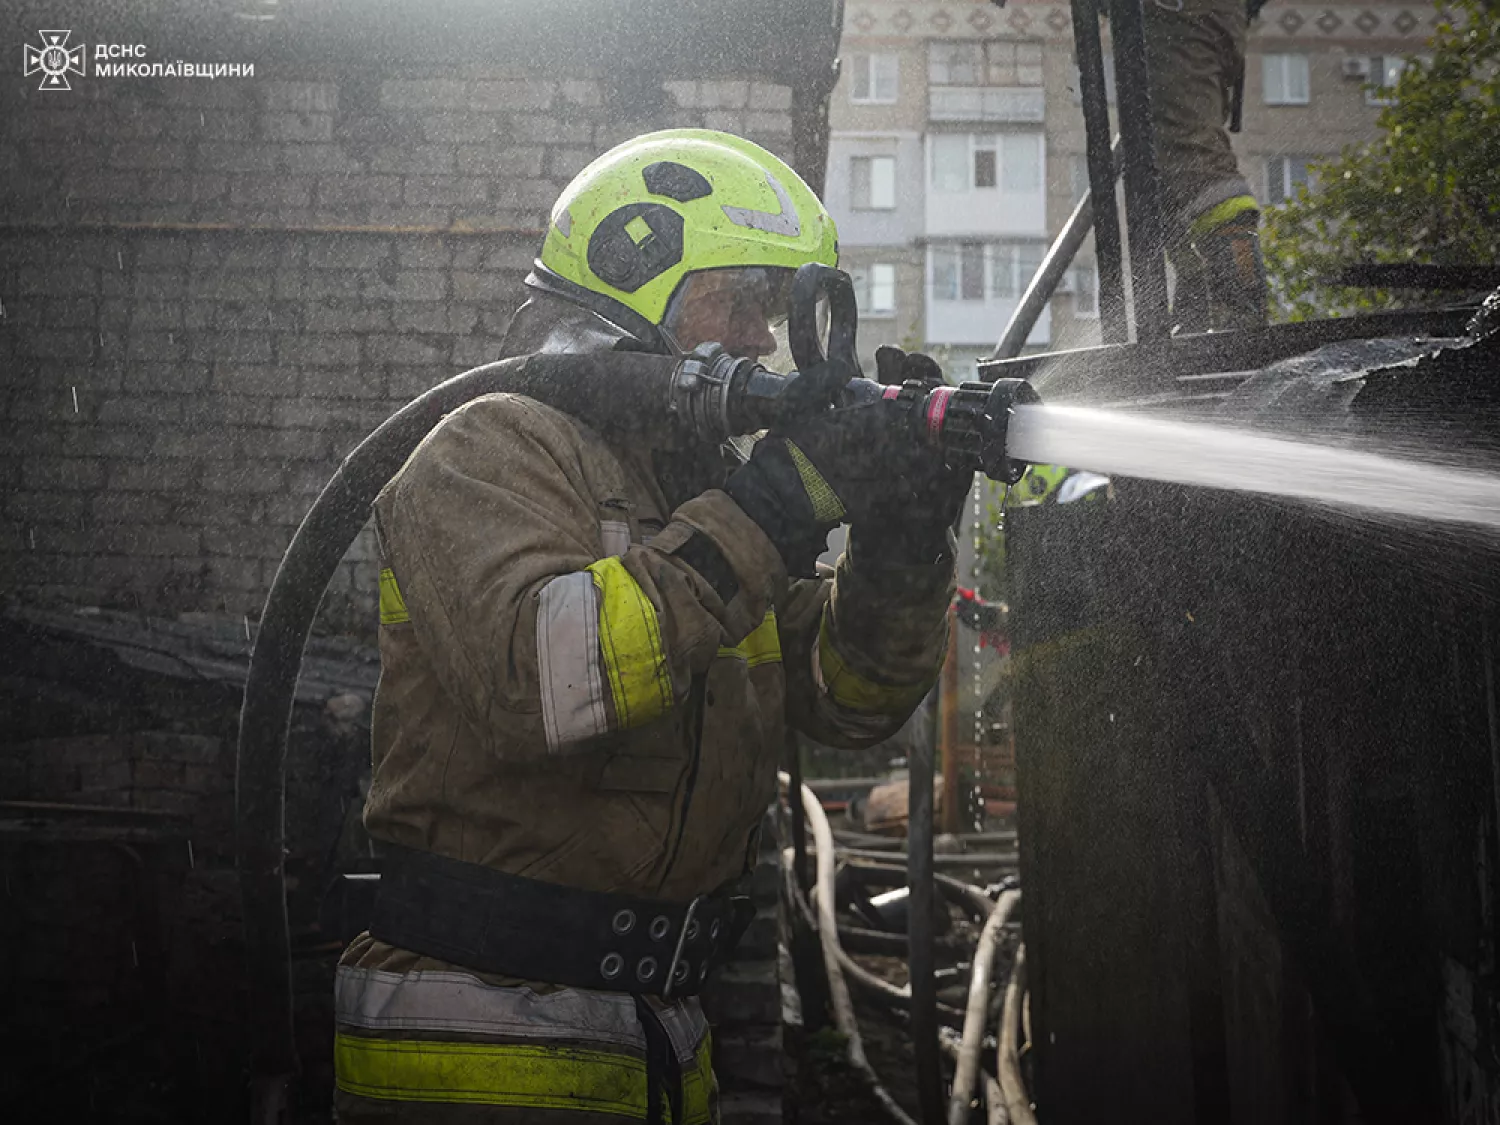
[1,67,796,627]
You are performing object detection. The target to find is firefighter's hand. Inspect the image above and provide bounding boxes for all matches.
[853,346,973,568]
[726,360,903,577]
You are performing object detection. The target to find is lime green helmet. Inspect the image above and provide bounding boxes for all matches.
[532,129,839,350]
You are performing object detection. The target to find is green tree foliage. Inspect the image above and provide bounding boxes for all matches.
[1262,0,1500,320]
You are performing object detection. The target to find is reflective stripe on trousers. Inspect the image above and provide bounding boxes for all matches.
[333,965,717,1123]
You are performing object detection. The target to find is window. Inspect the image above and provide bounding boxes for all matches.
[988,242,1047,299]
[974,142,997,188]
[930,42,984,86]
[1266,155,1315,203]
[1001,133,1042,191]
[932,244,986,301]
[851,155,896,209]
[930,134,970,193]
[930,133,1043,193]
[930,41,1043,87]
[850,53,899,104]
[1263,53,1310,105]
[1366,55,1406,105]
[853,263,897,316]
[1073,263,1099,318]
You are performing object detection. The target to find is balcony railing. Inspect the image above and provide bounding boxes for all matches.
[929,86,1045,123]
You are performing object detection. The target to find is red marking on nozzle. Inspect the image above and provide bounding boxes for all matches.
[882,385,901,400]
[925,386,954,444]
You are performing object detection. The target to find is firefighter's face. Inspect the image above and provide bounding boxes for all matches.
[664,268,791,362]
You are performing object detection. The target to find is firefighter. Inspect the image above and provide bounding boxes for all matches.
[333,129,965,1123]
[1137,0,1269,331]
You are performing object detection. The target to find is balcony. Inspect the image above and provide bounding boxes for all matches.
[929,86,1045,124]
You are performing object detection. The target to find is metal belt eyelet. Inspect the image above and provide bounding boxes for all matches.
[673,960,691,985]
[685,918,700,942]
[649,915,672,942]
[612,909,636,935]
[636,956,658,983]
[601,952,624,981]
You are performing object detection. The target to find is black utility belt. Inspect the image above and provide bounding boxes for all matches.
[369,844,754,999]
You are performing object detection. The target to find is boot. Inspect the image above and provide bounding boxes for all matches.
[1168,241,1212,335]
[1193,209,1269,331]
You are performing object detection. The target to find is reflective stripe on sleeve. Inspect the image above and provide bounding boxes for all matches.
[716,610,782,668]
[379,568,410,625]
[586,557,673,730]
[537,571,610,751]
[816,610,933,715]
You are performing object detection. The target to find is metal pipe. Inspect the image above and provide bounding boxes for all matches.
[1069,0,1128,342]
[947,890,1023,1125]
[788,729,810,891]
[940,610,961,836]
[1108,0,1172,340]
[991,137,1124,362]
[800,781,921,1125]
[908,677,946,1124]
[997,944,1038,1125]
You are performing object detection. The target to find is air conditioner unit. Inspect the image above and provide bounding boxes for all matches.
[1341,57,1372,80]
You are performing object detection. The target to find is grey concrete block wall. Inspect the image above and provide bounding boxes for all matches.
[1,69,796,626]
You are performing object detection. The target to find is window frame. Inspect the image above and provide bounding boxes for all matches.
[853,263,898,317]
[851,153,898,210]
[1262,53,1311,106]
[1264,155,1315,204]
[850,52,900,105]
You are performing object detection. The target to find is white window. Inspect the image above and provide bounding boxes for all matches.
[931,244,986,301]
[930,134,971,193]
[987,242,1047,299]
[1070,154,1091,205]
[930,42,984,86]
[853,263,897,316]
[930,133,1043,194]
[1266,155,1315,204]
[1262,53,1310,105]
[850,53,899,104]
[931,41,1044,87]
[1366,55,1406,105]
[1073,263,1099,318]
[851,155,896,209]
[1001,133,1043,192]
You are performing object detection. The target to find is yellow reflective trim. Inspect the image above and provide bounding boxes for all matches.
[716,610,782,668]
[817,611,932,715]
[335,1031,716,1123]
[1189,194,1259,239]
[379,567,409,625]
[785,440,846,523]
[586,557,673,729]
[334,1032,645,1114]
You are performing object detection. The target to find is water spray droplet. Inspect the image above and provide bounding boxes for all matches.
[71,386,79,414]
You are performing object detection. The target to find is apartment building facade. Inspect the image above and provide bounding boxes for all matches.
[825,0,1442,378]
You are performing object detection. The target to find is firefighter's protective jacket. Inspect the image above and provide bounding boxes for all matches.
[335,295,954,1123]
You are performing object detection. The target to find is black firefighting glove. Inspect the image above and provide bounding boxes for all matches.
[725,358,906,578]
[847,345,974,569]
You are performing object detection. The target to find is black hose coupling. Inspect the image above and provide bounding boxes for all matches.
[669,342,762,443]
